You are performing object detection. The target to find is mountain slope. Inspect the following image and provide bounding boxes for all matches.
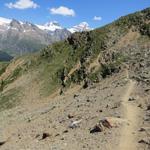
[0,8,149,150]
[0,7,150,99]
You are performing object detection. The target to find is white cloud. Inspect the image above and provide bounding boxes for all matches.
[5,0,39,10]
[50,6,75,17]
[93,16,102,21]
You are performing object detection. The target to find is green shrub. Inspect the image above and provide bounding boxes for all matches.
[100,63,119,78]
[140,24,150,36]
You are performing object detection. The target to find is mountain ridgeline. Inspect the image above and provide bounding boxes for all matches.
[0,7,150,111]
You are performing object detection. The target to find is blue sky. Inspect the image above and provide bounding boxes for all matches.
[0,0,150,28]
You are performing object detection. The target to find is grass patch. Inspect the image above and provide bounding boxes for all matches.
[0,88,21,112]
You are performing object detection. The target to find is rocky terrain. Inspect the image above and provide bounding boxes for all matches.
[0,7,149,150]
[0,70,149,150]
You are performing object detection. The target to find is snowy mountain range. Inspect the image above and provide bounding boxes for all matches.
[36,20,92,33]
[0,17,92,34]
[37,21,92,33]
[0,17,92,33]
[0,17,92,56]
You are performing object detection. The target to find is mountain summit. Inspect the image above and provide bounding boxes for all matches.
[68,22,92,33]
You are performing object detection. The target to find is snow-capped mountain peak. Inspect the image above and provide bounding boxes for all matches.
[37,21,63,31]
[68,22,93,33]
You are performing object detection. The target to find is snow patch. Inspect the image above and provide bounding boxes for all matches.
[68,22,93,33]
[37,21,63,31]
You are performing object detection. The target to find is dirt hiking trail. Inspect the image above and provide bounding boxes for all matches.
[118,70,138,150]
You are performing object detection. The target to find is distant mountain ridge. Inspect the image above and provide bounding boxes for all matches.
[0,17,71,56]
[0,17,92,56]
